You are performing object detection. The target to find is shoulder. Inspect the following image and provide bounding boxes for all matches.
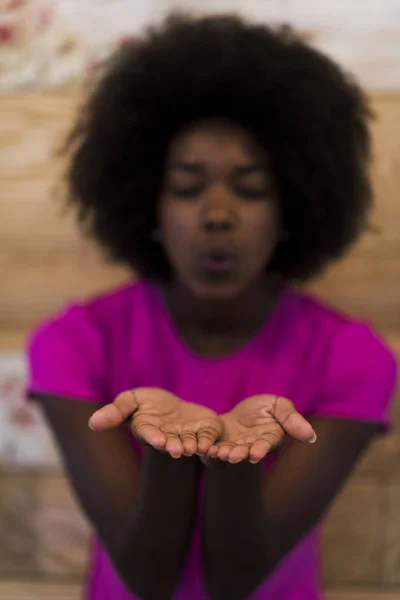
[284,288,396,365]
[26,280,156,401]
[28,279,152,348]
[283,287,353,330]
[285,289,398,426]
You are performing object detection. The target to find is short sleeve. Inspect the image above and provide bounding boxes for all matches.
[26,303,107,403]
[312,322,398,431]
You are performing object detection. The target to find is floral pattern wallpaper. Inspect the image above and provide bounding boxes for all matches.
[1,0,400,91]
[0,0,399,469]
[0,353,60,468]
[0,0,140,89]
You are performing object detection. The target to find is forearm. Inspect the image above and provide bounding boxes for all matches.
[203,461,271,600]
[114,447,200,600]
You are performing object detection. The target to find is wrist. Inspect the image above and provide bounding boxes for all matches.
[143,443,200,466]
[204,460,266,548]
[134,447,200,517]
[141,445,200,484]
[206,457,263,476]
[205,459,264,500]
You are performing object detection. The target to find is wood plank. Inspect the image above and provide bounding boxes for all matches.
[0,474,91,577]
[0,468,399,584]
[0,580,82,600]
[0,582,398,600]
[0,248,130,329]
[33,476,91,576]
[1,92,400,332]
[307,252,400,329]
[0,477,38,576]
[327,593,400,600]
[383,483,400,584]
[322,481,385,586]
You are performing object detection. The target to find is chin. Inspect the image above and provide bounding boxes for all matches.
[190,278,248,303]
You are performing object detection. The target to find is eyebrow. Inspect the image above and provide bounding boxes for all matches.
[168,162,267,174]
[168,162,203,172]
[234,165,267,176]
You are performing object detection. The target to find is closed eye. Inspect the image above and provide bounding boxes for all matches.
[233,167,274,200]
[234,186,272,199]
[170,185,203,198]
[165,163,204,198]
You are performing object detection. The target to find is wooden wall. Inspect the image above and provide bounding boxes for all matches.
[1,92,400,344]
[1,92,400,600]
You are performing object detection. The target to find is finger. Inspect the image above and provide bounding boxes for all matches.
[197,425,220,456]
[249,439,273,463]
[165,432,185,458]
[249,428,285,462]
[228,445,250,464]
[272,397,317,443]
[89,390,138,431]
[217,443,235,462]
[207,444,219,458]
[180,430,197,456]
[135,423,166,449]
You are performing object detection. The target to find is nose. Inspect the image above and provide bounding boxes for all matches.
[200,185,237,233]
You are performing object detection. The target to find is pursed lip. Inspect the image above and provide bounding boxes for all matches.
[196,246,239,273]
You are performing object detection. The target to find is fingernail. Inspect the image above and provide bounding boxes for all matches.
[249,459,260,464]
[88,414,104,430]
[309,433,317,444]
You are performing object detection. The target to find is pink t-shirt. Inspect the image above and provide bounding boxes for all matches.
[27,280,397,600]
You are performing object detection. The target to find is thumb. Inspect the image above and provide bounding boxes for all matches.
[267,396,317,444]
[89,390,138,431]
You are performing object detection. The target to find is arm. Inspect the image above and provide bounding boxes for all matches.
[203,417,378,600]
[37,394,200,600]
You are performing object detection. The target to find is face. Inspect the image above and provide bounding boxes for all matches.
[158,119,281,301]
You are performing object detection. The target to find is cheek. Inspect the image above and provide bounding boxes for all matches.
[247,206,281,248]
[160,204,196,251]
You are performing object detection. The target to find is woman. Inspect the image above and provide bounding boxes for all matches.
[27,12,397,600]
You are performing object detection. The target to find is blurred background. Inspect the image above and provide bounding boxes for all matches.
[0,1,399,599]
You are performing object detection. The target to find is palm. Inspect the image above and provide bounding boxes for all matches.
[208,394,316,464]
[89,387,222,458]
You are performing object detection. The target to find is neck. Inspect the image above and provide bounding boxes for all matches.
[162,275,283,339]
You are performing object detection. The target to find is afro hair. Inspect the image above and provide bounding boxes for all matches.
[64,11,373,281]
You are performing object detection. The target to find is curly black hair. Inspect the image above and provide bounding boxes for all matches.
[65,11,373,282]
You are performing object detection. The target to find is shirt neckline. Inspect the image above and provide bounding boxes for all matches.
[148,281,290,365]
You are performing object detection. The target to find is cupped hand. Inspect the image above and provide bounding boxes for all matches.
[88,387,222,458]
[207,394,316,464]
